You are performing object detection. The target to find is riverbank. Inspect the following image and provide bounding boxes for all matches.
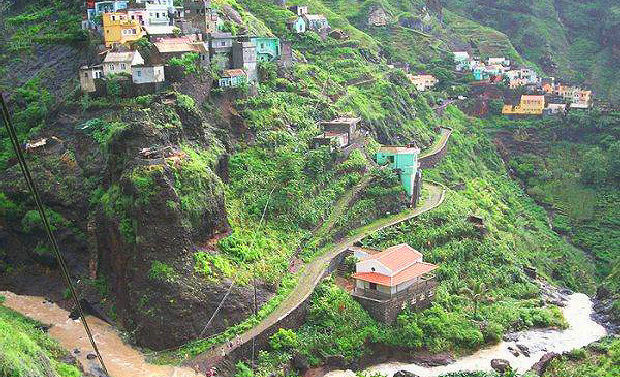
[324,292,606,377]
[1,291,204,377]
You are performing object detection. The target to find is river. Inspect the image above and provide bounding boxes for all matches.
[326,293,607,377]
[1,291,204,377]
[1,291,606,377]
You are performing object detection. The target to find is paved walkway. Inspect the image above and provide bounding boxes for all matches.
[189,183,445,368]
[420,127,451,158]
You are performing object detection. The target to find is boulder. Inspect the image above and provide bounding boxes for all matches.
[530,352,559,376]
[491,359,511,374]
[393,370,419,377]
[325,355,346,368]
[517,343,531,357]
[291,353,309,373]
[508,346,520,357]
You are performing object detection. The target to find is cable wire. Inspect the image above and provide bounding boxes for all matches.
[0,93,110,376]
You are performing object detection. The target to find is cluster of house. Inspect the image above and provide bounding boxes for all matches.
[502,78,593,116]
[454,52,514,82]
[310,117,422,207]
[285,5,329,34]
[454,51,593,115]
[79,0,305,94]
[349,243,438,323]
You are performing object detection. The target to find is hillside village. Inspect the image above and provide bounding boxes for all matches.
[0,1,617,377]
[79,0,330,93]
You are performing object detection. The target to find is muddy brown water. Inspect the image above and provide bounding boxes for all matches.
[1,291,204,377]
[325,293,607,377]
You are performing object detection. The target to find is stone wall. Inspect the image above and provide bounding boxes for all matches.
[419,128,451,169]
[352,279,437,324]
[212,248,352,368]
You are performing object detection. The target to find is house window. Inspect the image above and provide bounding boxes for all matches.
[84,72,89,78]
[121,63,126,69]
[388,156,395,164]
[371,267,376,272]
[136,70,141,76]
[220,41,225,46]
[369,283,377,290]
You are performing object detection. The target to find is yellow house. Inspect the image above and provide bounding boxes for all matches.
[502,95,545,115]
[103,12,144,47]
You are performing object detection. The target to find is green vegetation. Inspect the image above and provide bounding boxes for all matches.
[543,336,620,377]
[0,78,53,169]
[148,261,177,283]
[169,53,201,75]
[1,0,86,53]
[0,298,82,377]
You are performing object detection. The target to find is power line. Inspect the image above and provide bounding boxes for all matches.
[0,93,110,376]
[196,188,275,342]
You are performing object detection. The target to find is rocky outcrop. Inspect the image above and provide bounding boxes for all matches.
[93,95,276,349]
[368,6,389,27]
[491,358,511,374]
[530,352,559,376]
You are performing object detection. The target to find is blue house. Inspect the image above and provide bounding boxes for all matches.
[250,37,281,62]
[88,1,129,23]
[376,145,422,206]
[287,16,306,33]
[473,66,489,81]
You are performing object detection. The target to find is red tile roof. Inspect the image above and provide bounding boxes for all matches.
[352,262,437,287]
[361,243,422,272]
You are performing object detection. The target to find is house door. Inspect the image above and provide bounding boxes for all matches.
[369,283,377,290]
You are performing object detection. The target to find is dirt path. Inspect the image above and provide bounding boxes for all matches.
[189,184,445,368]
[420,127,451,158]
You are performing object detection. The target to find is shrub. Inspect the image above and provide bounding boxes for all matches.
[269,328,299,351]
[148,261,177,283]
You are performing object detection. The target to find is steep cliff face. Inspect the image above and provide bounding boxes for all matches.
[90,95,277,350]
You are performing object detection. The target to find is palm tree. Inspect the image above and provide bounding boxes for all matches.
[460,281,488,316]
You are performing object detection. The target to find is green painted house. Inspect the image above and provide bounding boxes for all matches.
[250,37,281,62]
[376,145,422,206]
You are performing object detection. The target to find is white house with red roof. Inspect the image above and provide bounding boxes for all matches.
[352,243,438,298]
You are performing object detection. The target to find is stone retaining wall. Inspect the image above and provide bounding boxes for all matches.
[419,128,451,169]
[215,249,352,368]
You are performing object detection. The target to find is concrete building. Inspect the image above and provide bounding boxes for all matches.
[102,12,145,47]
[408,74,438,91]
[287,16,306,33]
[102,50,145,76]
[233,40,257,82]
[154,40,210,67]
[502,95,546,115]
[209,32,234,68]
[250,37,281,62]
[181,0,219,34]
[311,117,361,151]
[288,5,308,15]
[303,14,329,31]
[376,145,421,205]
[219,69,247,87]
[135,0,175,26]
[132,64,165,84]
[351,243,438,323]
[79,65,103,93]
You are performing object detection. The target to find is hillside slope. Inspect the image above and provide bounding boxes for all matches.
[443,0,620,102]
